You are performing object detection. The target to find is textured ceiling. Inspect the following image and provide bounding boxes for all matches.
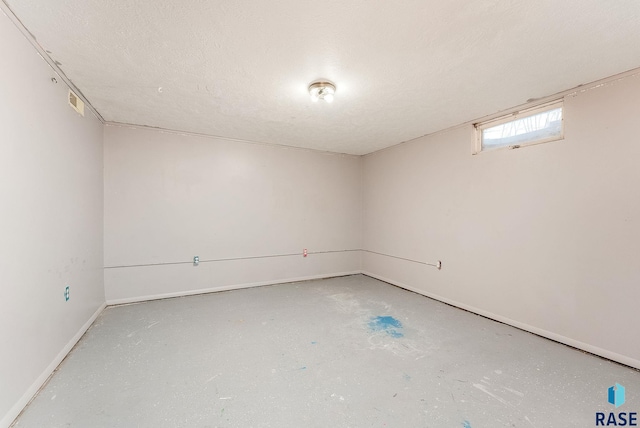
[5,0,640,154]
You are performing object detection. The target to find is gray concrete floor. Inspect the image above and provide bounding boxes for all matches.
[13,275,640,427]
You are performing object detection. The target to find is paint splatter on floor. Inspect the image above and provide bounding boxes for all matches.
[368,316,403,338]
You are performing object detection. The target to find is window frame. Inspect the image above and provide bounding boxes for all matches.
[473,99,564,154]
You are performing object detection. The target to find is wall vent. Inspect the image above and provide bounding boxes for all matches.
[68,90,85,116]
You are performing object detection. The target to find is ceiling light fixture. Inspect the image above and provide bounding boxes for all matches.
[309,80,336,103]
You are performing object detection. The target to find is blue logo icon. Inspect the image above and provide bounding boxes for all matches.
[608,383,626,408]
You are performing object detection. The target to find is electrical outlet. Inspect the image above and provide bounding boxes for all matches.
[193,256,199,266]
[64,286,70,301]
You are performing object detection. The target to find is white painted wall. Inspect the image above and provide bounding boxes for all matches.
[104,126,362,303]
[362,74,640,369]
[0,12,105,428]
[3,3,638,423]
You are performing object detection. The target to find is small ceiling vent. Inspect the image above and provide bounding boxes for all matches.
[68,90,85,116]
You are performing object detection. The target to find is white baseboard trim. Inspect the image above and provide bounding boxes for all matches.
[106,271,362,306]
[362,271,640,371]
[6,270,636,428]
[2,302,107,428]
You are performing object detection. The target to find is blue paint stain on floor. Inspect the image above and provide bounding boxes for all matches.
[368,316,404,338]
[462,420,472,428]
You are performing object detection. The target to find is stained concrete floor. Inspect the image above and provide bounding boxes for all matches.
[13,275,640,427]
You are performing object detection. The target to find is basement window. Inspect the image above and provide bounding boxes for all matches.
[474,100,563,153]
